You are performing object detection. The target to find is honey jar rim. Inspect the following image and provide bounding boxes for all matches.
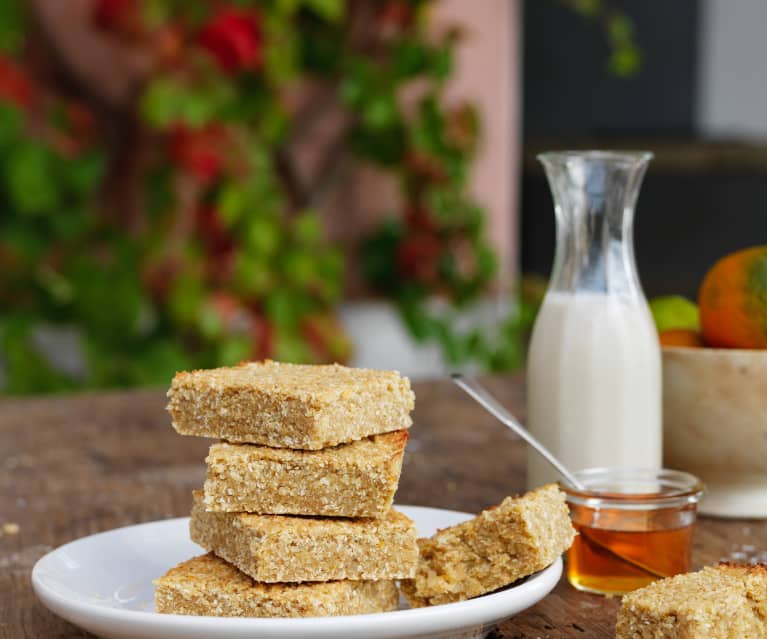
[559,467,705,511]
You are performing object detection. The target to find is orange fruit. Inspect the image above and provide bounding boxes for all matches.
[698,246,767,349]
[658,329,704,347]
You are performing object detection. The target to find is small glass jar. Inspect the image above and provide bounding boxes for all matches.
[561,467,704,595]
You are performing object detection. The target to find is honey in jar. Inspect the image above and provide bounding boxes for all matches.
[562,468,704,595]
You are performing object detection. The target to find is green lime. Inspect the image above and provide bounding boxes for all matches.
[649,296,700,332]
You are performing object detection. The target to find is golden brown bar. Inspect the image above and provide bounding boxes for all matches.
[616,563,767,639]
[203,431,407,518]
[189,492,418,583]
[167,360,414,449]
[154,553,399,618]
[401,484,575,607]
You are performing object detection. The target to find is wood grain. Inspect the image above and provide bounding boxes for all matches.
[1,376,764,638]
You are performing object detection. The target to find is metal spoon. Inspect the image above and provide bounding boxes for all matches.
[451,373,586,491]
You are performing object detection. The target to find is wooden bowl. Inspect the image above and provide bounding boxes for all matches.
[663,346,767,518]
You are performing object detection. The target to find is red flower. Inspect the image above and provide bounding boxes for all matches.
[197,207,236,281]
[404,205,438,233]
[397,232,443,285]
[251,312,274,361]
[169,124,227,185]
[198,8,262,74]
[379,1,414,31]
[0,56,37,110]
[93,0,139,32]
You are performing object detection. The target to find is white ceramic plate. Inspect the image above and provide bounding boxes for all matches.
[32,505,562,639]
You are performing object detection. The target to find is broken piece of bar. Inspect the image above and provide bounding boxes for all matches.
[190,492,418,583]
[203,430,407,518]
[154,553,399,617]
[616,563,767,639]
[167,360,414,449]
[401,484,575,607]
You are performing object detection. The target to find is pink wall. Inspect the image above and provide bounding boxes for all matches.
[432,0,521,286]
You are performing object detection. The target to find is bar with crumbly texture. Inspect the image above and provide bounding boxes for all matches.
[166,360,414,449]
[401,483,575,607]
[616,563,767,639]
[154,553,399,618]
[203,430,407,518]
[190,492,418,583]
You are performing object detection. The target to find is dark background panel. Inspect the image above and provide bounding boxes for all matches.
[521,0,767,297]
[523,0,701,139]
[521,168,767,298]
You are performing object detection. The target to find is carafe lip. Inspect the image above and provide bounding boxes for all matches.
[538,150,653,165]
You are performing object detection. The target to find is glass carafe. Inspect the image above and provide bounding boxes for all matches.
[526,151,661,489]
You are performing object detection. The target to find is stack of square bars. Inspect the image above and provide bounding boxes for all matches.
[155,360,418,617]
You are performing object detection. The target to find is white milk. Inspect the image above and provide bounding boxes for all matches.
[526,291,662,488]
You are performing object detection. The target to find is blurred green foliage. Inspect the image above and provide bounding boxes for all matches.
[0,0,634,394]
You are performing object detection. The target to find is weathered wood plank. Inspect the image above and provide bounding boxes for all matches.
[1,378,763,638]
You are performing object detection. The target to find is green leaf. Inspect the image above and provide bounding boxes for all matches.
[281,249,316,287]
[140,78,184,128]
[263,14,299,83]
[264,289,300,327]
[350,123,406,166]
[393,39,429,79]
[180,92,217,128]
[273,328,309,363]
[70,251,150,343]
[198,301,224,340]
[216,335,253,366]
[67,152,105,196]
[607,13,634,42]
[429,46,453,82]
[217,183,247,227]
[0,317,79,395]
[303,0,343,21]
[166,273,205,329]
[275,0,301,15]
[35,264,74,304]
[127,340,194,387]
[299,15,343,74]
[0,104,21,142]
[244,216,282,257]
[4,144,59,216]
[233,252,274,296]
[3,221,46,259]
[360,220,401,294]
[361,94,398,130]
[608,44,641,77]
[566,0,603,18]
[0,0,25,54]
[292,211,323,246]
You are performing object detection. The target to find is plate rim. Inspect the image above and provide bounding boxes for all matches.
[31,505,563,636]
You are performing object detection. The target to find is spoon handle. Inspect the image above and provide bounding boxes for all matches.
[451,373,586,491]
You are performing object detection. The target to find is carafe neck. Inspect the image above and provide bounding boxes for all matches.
[538,151,652,299]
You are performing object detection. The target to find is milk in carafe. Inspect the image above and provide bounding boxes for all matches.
[526,151,662,488]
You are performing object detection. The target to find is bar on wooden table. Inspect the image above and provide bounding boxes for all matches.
[616,563,767,638]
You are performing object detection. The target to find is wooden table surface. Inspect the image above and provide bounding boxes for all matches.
[2,375,765,639]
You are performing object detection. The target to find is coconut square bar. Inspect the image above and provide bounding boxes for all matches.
[203,430,407,518]
[401,484,575,607]
[616,563,767,639]
[167,360,414,449]
[154,553,399,618]
[190,492,418,583]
